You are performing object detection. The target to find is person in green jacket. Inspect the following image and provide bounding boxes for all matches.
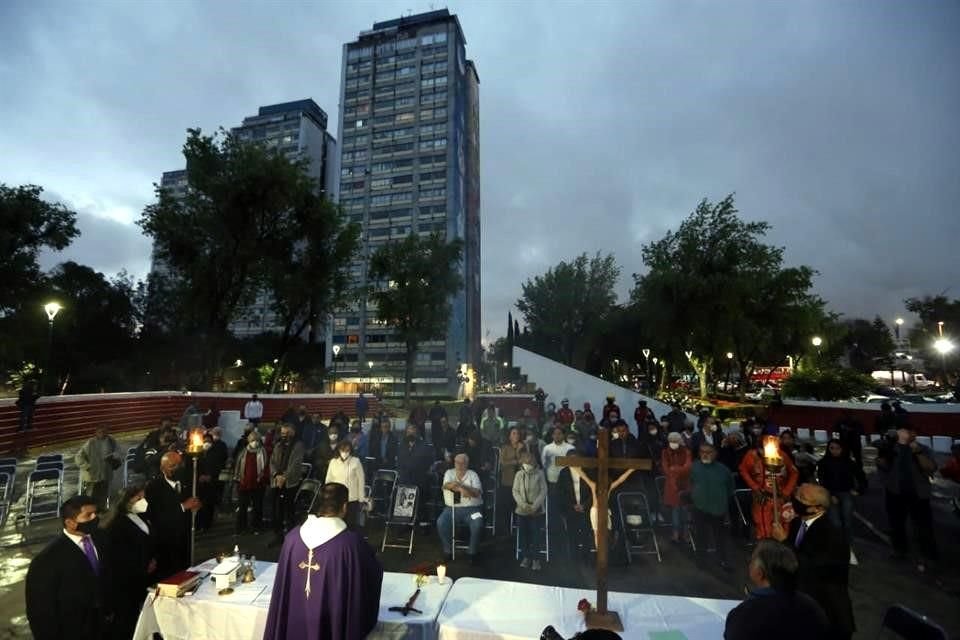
[690,443,735,570]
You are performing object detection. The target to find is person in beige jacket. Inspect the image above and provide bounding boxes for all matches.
[498,427,528,534]
[512,450,547,570]
[75,425,120,510]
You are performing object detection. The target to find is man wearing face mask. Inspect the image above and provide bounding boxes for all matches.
[397,424,434,527]
[875,425,938,571]
[145,451,201,580]
[690,443,735,570]
[196,428,228,533]
[268,424,305,546]
[235,429,270,535]
[776,484,855,640]
[690,417,722,457]
[26,495,112,640]
[325,440,367,530]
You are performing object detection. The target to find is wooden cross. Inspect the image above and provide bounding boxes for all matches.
[298,548,320,599]
[557,427,653,632]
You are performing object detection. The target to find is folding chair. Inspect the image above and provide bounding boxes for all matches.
[36,460,64,473]
[123,449,138,487]
[381,484,419,554]
[450,504,474,560]
[617,491,661,563]
[25,467,63,525]
[483,472,497,536]
[513,496,551,563]
[877,604,948,640]
[370,469,398,519]
[654,476,671,528]
[300,462,313,480]
[0,457,17,469]
[36,454,63,466]
[0,470,13,527]
[292,479,322,523]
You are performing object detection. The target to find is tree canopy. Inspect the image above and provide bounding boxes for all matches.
[368,232,464,403]
[0,183,79,315]
[515,252,620,368]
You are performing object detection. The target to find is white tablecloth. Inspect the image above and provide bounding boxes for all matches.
[436,578,739,640]
[133,561,452,640]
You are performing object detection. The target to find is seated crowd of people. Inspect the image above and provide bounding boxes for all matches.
[22,392,955,640]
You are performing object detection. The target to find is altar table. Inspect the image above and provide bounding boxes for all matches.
[132,561,452,640]
[436,578,739,640]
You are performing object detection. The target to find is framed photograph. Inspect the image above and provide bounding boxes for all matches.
[392,485,419,522]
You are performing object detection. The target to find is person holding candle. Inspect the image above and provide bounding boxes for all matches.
[739,434,798,540]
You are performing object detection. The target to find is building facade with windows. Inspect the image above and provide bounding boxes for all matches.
[334,9,481,397]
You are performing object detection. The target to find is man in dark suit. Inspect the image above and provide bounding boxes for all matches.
[781,483,855,640]
[25,495,112,640]
[146,451,201,580]
[724,539,828,639]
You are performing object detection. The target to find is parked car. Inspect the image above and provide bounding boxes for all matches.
[870,370,936,390]
[746,386,779,402]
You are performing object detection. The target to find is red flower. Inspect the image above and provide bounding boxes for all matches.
[577,598,592,613]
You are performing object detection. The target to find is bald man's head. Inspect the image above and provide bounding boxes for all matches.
[160,451,183,479]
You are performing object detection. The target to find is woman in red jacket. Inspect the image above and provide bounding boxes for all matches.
[662,431,692,542]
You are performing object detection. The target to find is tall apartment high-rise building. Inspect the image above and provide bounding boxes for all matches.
[335,9,481,396]
[151,99,338,339]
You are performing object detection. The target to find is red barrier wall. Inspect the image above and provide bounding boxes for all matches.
[768,401,960,436]
[0,392,380,454]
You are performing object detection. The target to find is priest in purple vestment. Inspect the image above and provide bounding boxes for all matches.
[263,482,383,640]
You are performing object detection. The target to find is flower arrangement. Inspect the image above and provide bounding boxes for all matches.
[410,561,436,588]
[577,598,592,615]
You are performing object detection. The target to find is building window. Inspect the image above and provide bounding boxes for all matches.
[369,228,390,238]
[419,137,447,150]
[397,37,417,50]
[419,187,445,199]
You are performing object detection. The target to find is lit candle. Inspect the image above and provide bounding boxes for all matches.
[187,429,205,455]
[436,564,447,584]
[762,436,781,465]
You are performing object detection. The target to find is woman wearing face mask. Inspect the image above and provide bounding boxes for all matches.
[661,432,693,543]
[513,450,548,570]
[234,430,269,534]
[103,484,156,640]
[325,440,367,530]
[498,428,528,535]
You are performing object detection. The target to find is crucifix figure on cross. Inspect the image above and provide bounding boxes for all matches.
[557,426,652,632]
[298,548,321,599]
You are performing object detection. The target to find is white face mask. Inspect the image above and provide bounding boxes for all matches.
[669,442,680,450]
[202,442,212,451]
[329,433,338,442]
[566,437,577,444]
[339,451,350,460]
[611,432,620,440]
[248,440,260,450]
[522,463,534,472]
[709,424,717,432]
[648,430,658,436]
[131,497,149,514]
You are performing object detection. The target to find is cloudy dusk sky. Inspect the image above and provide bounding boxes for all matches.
[1,0,958,340]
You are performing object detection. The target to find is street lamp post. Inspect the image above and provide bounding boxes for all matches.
[933,337,954,384]
[725,352,734,390]
[42,302,62,394]
[895,317,904,341]
[332,344,341,393]
[367,360,374,394]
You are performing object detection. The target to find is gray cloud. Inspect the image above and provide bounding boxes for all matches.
[2,0,958,341]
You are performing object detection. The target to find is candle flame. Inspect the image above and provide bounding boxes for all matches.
[763,437,780,461]
[188,429,205,453]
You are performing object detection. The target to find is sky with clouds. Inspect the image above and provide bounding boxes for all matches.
[1,0,958,341]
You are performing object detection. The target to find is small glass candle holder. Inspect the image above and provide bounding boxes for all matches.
[436,564,447,584]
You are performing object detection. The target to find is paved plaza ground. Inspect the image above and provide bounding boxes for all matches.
[0,432,958,639]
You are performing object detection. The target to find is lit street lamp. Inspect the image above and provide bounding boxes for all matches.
[725,352,734,390]
[895,317,904,341]
[811,336,823,366]
[367,360,373,393]
[332,344,341,392]
[42,302,62,394]
[934,337,954,383]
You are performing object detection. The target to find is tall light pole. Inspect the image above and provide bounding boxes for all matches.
[933,337,954,384]
[725,351,734,389]
[43,302,62,394]
[332,344,341,393]
[895,317,904,341]
[367,360,373,394]
[811,336,823,369]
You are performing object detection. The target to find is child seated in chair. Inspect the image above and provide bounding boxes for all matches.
[513,451,547,570]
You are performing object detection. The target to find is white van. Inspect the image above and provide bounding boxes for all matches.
[870,370,935,390]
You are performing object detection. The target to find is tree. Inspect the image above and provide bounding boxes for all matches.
[842,316,895,372]
[0,183,79,315]
[781,367,874,401]
[258,191,360,391]
[631,194,825,398]
[368,233,464,404]
[138,128,327,386]
[516,253,620,368]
